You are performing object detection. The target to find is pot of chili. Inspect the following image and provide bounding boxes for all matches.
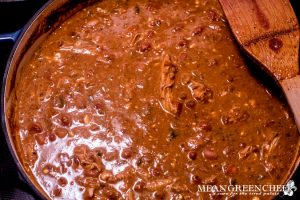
[0,0,299,199]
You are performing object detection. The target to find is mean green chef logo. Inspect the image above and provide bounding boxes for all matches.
[282,180,297,196]
[198,180,297,197]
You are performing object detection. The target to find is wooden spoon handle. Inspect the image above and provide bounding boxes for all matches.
[281,75,300,129]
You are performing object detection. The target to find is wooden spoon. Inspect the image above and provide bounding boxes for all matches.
[218,0,300,129]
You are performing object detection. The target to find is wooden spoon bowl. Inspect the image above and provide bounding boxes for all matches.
[218,0,300,128]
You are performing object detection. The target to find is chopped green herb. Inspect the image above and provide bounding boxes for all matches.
[136,158,142,166]
[168,129,178,141]
[97,151,103,157]
[230,178,237,185]
[134,5,140,14]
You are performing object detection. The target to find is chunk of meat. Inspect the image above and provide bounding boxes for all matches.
[238,145,253,159]
[260,136,280,160]
[222,163,238,176]
[75,176,101,188]
[221,107,249,125]
[171,182,189,192]
[133,180,146,192]
[22,136,38,165]
[73,145,103,172]
[99,170,117,183]
[160,55,181,115]
[188,80,213,103]
[34,133,48,145]
[202,175,218,185]
[137,41,152,53]
[146,178,175,191]
[186,136,205,150]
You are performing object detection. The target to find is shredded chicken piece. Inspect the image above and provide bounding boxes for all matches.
[99,170,117,183]
[260,136,280,160]
[87,187,94,198]
[238,145,253,159]
[221,107,249,125]
[160,55,181,115]
[188,80,212,103]
[171,182,189,193]
[60,46,95,55]
[127,189,135,200]
[269,136,280,153]
[146,178,174,191]
[23,136,38,165]
[130,33,143,46]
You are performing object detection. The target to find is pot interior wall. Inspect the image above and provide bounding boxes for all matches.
[3,0,98,198]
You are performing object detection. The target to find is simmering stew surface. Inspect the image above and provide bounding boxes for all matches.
[11,0,299,199]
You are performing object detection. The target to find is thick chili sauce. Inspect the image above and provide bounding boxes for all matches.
[12,0,299,199]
